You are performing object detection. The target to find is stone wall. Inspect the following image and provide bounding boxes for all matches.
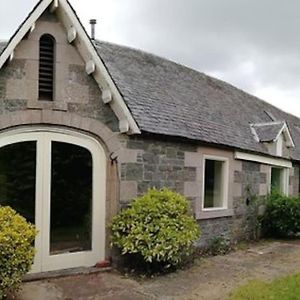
[118,136,198,206]
[198,161,268,245]
[0,59,27,113]
[0,10,119,133]
[119,136,300,246]
[0,10,121,254]
[119,135,296,246]
[197,217,234,246]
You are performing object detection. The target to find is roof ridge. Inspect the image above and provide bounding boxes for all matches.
[252,121,285,127]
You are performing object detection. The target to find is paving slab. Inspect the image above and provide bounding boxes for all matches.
[16,240,300,300]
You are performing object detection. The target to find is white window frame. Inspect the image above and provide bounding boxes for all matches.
[269,166,289,196]
[202,155,229,211]
[0,126,106,273]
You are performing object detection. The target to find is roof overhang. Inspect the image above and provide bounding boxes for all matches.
[276,122,295,148]
[0,0,141,135]
[235,151,292,168]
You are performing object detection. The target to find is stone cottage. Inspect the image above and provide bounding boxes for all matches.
[0,0,299,274]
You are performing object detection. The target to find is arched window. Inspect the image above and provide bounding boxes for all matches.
[39,34,55,101]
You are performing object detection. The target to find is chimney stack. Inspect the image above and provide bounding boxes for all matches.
[89,19,97,40]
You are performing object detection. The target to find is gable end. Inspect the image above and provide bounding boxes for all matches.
[0,0,140,135]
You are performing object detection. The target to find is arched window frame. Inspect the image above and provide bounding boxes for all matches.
[0,126,106,273]
[38,34,56,101]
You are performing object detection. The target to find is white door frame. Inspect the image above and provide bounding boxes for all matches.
[0,127,106,273]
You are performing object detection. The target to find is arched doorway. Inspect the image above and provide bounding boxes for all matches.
[0,127,106,273]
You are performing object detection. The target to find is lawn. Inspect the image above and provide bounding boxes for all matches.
[230,272,300,300]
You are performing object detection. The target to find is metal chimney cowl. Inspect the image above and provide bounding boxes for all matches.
[89,19,97,40]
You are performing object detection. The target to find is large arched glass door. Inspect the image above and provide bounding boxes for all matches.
[50,142,93,255]
[0,128,106,273]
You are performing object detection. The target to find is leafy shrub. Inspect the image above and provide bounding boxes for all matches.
[262,191,300,237]
[111,188,200,270]
[207,235,233,256]
[0,206,37,299]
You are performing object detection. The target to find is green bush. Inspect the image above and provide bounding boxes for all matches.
[111,188,200,269]
[0,206,37,300]
[262,191,300,237]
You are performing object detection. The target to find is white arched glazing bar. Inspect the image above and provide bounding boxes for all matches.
[0,127,106,273]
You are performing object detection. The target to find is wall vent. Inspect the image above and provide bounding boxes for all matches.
[39,34,55,101]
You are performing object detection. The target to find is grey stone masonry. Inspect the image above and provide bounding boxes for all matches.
[197,161,267,246]
[119,136,198,204]
[197,217,234,247]
[0,11,119,133]
[231,161,269,242]
[66,64,119,132]
[119,136,294,246]
[241,161,262,197]
[0,59,28,113]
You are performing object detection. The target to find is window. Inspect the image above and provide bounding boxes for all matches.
[271,167,289,195]
[203,157,228,209]
[0,127,107,273]
[39,34,55,101]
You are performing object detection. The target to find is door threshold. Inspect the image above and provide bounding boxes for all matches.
[24,266,112,282]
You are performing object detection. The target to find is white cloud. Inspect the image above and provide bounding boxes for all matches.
[254,86,300,117]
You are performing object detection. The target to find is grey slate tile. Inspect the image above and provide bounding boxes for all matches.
[94,41,300,161]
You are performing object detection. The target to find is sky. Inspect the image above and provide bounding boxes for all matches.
[0,0,300,117]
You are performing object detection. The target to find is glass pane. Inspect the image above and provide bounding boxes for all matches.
[204,159,224,208]
[50,142,93,255]
[0,142,36,224]
[271,168,282,192]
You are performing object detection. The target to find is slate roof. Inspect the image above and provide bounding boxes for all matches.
[0,42,6,53]
[1,39,300,161]
[252,122,285,143]
[94,41,300,161]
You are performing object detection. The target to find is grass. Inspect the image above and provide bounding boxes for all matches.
[230,272,300,300]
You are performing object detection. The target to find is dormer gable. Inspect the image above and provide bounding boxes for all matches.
[251,121,295,157]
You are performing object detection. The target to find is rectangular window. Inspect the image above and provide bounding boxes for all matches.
[203,158,228,209]
[271,167,288,195]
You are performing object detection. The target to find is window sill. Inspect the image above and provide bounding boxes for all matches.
[195,208,234,220]
[28,100,67,111]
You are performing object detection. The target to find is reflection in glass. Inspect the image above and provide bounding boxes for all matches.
[0,142,36,223]
[271,167,283,192]
[204,159,224,209]
[50,142,93,255]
